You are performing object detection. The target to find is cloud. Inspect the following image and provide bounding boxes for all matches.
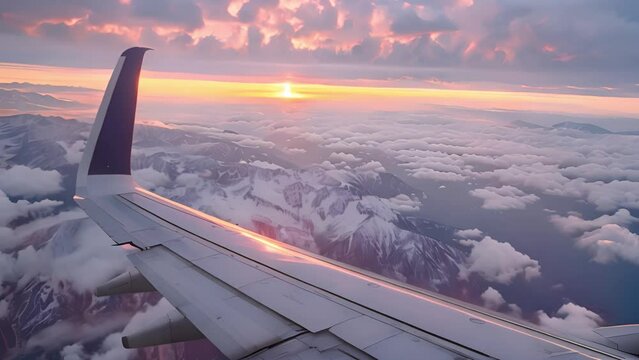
[408,168,466,182]
[249,160,284,170]
[480,286,506,310]
[561,163,639,182]
[316,160,337,170]
[469,185,540,210]
[0,189,62,225]
[390,8,456,36]
[133,167,170,190]
[26,312,132,351]
[58,140,86,164]
[3,209,86,251]
[48,219,132,292]
[384,194,421,212]
[90,332,135,360]
[454,228,483,239]
[236,137,276,148]
[175,172,202,188]
[284,147,307,154]
[1,0,639,90]
[355,160,386,173]
[0,189,63,248]
[132,0,204,31]
[0,165,63,197]
[549,209,638,235]
[459,236,542,284]
[328,152,362,163]
[479,286,523,316]
[577,224,639,265]
[582,180,639,211]
[537,302,602,338]
[58,331,136,360]
[0,88,85,111]
[1,215,131,294]
[60,344,85,360]
[297,132,324,143]
[123,298,175,336]
[550,210,639,265]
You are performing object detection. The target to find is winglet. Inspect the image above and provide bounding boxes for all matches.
[76,47,151,196]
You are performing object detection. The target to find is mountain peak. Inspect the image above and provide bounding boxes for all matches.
[552,121,612,134]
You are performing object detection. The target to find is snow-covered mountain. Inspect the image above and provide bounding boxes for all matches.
[552,121,612,134]
[0,89,85,112]
[0,114,467,358]
[131,125,465,287]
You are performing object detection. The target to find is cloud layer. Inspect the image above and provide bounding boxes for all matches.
[458,236,541,284]
[0,165,63,197]
[1,0,639,89]
[551,210,639,265]
[537,302,603,339]
[469,185,539,210]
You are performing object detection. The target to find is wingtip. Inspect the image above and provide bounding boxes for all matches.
[80,46,151,182]
[121,47,153,57]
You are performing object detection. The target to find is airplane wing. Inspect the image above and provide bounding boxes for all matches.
[75,47,639,360]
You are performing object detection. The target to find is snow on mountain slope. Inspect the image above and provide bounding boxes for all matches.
[0,114,466,358]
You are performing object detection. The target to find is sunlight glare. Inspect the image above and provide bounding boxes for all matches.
[282,82,293,98]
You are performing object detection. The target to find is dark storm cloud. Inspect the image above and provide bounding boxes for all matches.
[390,8,456,35]
[236,0,279,22]
[131,0,204,30]
[293,0,338,35]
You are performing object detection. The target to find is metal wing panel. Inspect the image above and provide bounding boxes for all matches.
[75,197,143,246]
[193,254,273,288]
[129,234,461,359]
[119,189,629,360]
[329,316,402,350]
[129,246,305,359]
[364,332,463,360]
[247,332,374,360]
[163,237,220,260]
[76,195,182,248]
[239,277,360,333]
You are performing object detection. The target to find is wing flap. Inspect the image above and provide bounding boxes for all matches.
[240,277,359,333]
[129,246,305,359]
[194,254,273,288]
[76,195,182,248]
[329,315,401,350]
[246,332,373,360]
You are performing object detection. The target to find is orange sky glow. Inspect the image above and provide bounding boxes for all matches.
[1,62,638,121]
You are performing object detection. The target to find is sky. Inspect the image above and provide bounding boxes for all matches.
[1,0,639,126]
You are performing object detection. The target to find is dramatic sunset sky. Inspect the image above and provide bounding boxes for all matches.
[1,0,639,125]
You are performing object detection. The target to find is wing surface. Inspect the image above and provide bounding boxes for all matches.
[75,48,638,360]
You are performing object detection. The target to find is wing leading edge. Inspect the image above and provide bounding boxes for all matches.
[75,48,639,360]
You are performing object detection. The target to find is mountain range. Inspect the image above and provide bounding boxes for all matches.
[0,114,468,358]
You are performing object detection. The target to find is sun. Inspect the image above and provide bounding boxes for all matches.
[279,82,304,99]
[282,82,293,98]
[274,81,304,99]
